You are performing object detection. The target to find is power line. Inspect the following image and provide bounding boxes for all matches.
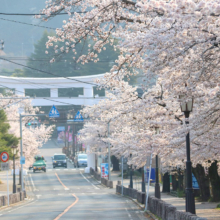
[0,12,86,16]
[0,17,56,30]
[0,56,98,86]
[0,57,114,63]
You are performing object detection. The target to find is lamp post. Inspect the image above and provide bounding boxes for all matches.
[11,145,17,193]
[179,95,195,214]
[155,127,161,199]
[129,154,133,189]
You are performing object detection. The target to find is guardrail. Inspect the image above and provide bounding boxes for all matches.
[90,167,101,181]
[90,167,113,188]
[116,185,207,220]
[0,191,26,207]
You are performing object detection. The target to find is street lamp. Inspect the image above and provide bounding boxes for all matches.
[11,145,17,193]
[129,154,133,189]
[179,95,195,214]
[155,127,161,199]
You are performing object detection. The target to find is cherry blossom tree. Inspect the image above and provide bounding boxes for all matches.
[0,95,54,168]
[39,0,220,168]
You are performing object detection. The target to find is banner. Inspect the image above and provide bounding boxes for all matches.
[57,126,65,143]
[101,163,109,179]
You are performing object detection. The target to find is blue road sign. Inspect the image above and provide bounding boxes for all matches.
[20,156,25,165]
[192,173,199,189]
[49,105,60,118]
[73,111,84,122]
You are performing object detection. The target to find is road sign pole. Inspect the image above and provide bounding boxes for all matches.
[121,157,123,196]
[20,114,24,192]
[7,170,9,206]
[145,153,152,212]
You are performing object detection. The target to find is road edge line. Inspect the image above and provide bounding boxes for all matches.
[80,171,99,190]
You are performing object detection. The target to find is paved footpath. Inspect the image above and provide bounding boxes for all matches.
[109,171,220,220]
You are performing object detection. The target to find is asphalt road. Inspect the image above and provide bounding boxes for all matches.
[0,140,147,220]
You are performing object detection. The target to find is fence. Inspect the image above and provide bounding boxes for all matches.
[116,185,207,220]
[0,191,26,207]
[90,167,113,188]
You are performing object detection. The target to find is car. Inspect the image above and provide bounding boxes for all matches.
[52,153,67,168]
[74,153,87,168]
[33,156,46,173]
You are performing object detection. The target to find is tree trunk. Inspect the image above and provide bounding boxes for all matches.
[172,174,178,191]
[111,155,120,171]
[162,172,170,193]
[192,164,210,201]
[178,170,184,191]
[209,161,220,202]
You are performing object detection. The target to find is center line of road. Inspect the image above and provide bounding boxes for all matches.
[54,173,79,220]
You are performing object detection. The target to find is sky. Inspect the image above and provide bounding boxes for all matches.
[0,0,68,57]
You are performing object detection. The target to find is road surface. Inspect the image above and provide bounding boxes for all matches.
[0,140,148,220]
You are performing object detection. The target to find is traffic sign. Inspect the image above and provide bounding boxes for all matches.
[1,162,9,171]
[20,156,25,165]
[0,152,9,162]
[73,111,84,122]
[49,105,60,118]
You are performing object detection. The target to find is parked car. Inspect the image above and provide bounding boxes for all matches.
[33,156,46,173]
[52,153,67,168]
[74,153,87,168]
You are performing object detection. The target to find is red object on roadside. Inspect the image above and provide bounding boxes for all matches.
[0,151,9,162]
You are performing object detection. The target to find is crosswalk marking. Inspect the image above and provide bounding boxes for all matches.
[46,168,85,171]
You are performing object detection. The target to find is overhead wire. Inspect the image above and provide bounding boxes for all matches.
[0,17,56,30]
[0,12,86,16]
[0,73,99,90]
[0,56,98,86]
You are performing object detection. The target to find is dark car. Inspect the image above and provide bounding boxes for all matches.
[52,153,67,168]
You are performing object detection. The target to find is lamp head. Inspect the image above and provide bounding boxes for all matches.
[11,145,17,155]
[179,95,193,112]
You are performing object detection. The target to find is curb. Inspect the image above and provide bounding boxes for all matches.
[116,192,158,220]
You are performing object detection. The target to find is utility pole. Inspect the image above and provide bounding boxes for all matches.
[20,114,24,191]
[107,121,111,180]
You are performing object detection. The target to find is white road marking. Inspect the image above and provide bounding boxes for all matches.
[25,175,31,192]
[29,174,37,191]
[8,200,37,213]
[64,188,70,190]
[36,195,42,199]
[125,208,133,219]
[80,172,99,190]
[55,169,60,170]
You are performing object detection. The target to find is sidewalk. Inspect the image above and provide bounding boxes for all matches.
[110,171,220,220]
[0,171,20,196]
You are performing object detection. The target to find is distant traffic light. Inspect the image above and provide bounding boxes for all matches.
[25,121,38,128]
